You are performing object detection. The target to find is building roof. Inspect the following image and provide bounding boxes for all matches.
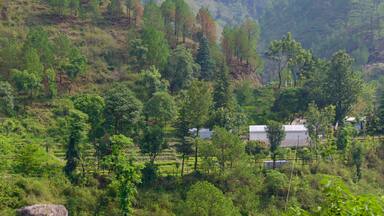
[249,125,307,132]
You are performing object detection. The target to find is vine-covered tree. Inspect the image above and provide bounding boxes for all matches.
[64,109,89,182]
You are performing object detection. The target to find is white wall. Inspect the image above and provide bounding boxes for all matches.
[250,131,309,148]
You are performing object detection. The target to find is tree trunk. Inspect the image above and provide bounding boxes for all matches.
[194,129,199,172]
[181,154,185,176]
[278,60,282,89]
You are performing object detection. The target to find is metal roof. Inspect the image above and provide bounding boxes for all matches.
[249,125,307,132]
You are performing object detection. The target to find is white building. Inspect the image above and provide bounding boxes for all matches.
[189,128,213,140]
[249,125,310,148]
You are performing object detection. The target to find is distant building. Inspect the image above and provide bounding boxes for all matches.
[249,125,310,148]
[264,160,289,169]
[189,128,213,140]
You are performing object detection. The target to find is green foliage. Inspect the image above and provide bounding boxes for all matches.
[104,135,141,215]
[165,45,197,92]
[196,35,215,80]
[104,84,143,136]
[336,124,355,151]
[288,177,384,215]
[183,181,241,216]
[64,109,89,182]
[350,141,364,181]
[62,48,87,81]
[305,103,335,145]
[144,91,176,127]
[73,94,105,140]
[266,33,313,88]
[16,143,61,177]
[324,51,363,125]
[266,121,285,169]
[134,67,168,102]
[0,81,14,115]
[143,0,165,31]
[140,125,167,163]
[23,48,44,76]
[245,140,269,162]
[24,28,54,67]
[207,127,245,172]
[141,27,170,70]
[11,69,42,98]
[44,68,57,98]
[183,80,212,131]
[264,170,288,197]
[272,88,308,122]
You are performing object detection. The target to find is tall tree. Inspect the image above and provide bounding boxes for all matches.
[305,103,335,150]
[266,121,285,169]
[144,91,176,127]
[174,0,194,42]
[134,67,168,102]
[196,34,215,81]
[143,0,164,31]
[183,80,212,172]
[210,127,245,172]
[64,110,89,182]
[73,94,105,141]
[266,33,312,88]
[160,0,176,41]
[211,63,245,132]
[104,85,143,136]
[324,51,363,125]
[196,7,217,43]
[175,97,193,176]
[141,27,170,70]
[140,125,167,164]
[104,135,141,216]
[125,0,142,25]
[165,45,198,92]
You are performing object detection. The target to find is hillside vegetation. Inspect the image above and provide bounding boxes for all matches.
[0,0,384,216]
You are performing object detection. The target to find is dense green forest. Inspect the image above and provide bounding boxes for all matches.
[0,0,384,215]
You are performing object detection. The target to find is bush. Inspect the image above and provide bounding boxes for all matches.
[183,181,240,216]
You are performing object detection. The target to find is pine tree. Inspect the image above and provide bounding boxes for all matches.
[196,35,214,81]
[213,63,231,109]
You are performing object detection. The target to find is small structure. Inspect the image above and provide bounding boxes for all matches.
[189,128,213,140]
[249,125,310,148]
[264,160,289,169]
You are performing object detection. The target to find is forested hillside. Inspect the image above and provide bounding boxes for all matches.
[189,0,384,65]
[0,0,384,215]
